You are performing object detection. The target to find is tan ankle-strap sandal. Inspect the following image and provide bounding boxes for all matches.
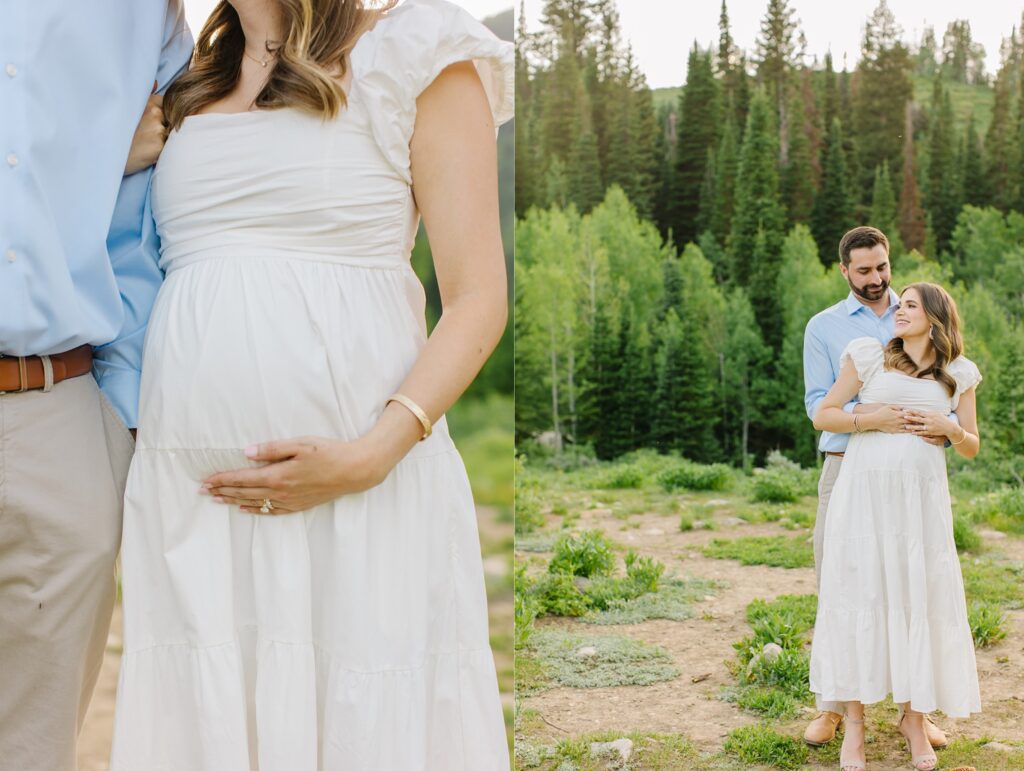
[839,717,866,771]
[899,711,938,770]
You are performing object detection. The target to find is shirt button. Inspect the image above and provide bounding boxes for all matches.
[6,154,18,167]
[5,249,16,263]
[4,64,16,77]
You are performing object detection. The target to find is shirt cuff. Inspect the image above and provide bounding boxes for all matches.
[92,363,139,429]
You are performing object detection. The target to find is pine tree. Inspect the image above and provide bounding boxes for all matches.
[915,26,938,77]
[569,130,603,213]
[669,46,720,246]
[961,113,988,207]
[869,161,904,258]
[696,147,717,236]
[658,255,683,322]
[721,288,772,468]
[820,51,839,132]
[514,2,536,216]
[926,75,962,255]
[538,39,586,164]
[729,88,785,292]
[851,0,914,203]
[608,306,646,455]
[753,0,799,121]
[651,309,717,460]
[985,52,1021,211]
[583,302,620,459]
[781,85,815,225]
[898,103,926,251]
[711,107,740,243]
[811,118,854,265]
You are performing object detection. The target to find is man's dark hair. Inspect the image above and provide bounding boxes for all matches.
[838,226,890,267]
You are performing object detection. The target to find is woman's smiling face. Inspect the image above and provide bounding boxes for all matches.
[894,287,930,339]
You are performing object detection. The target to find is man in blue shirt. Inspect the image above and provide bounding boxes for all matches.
[801,226,948,750]
[0,4,191,767]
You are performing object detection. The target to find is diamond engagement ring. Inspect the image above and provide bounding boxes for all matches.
[260,498,275,514]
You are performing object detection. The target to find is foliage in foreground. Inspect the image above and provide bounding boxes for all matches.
[514,726,700,771]
[723,724,809,769]
[969,601,1009,648]
[517,630,679,694]
[727,595,818,719]
[703,535,814,569]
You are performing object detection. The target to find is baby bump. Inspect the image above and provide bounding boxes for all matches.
[846,431,946,477]
[137,258,426,452]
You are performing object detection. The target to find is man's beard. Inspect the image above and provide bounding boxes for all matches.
[850,277,889,301]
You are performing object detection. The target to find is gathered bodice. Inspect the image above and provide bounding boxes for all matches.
[149,0,514,275]
[152,107,418,273]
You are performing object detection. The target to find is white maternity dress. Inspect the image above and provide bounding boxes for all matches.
[809,337,983,717]
[109,1,513,768]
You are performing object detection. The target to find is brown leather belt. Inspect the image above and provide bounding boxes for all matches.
[0,345,93,393]
[825,451,845,458]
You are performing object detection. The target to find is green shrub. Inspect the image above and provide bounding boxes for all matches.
[581,575,648,610]
[678,513,694,531]
[953,511,982,552]
[601,464,646,489]
[625,551,665,593]
[585,577,717,625]
[744,648,811,697]
[723,724,808,769]
[548,530,615,578]
[734,687,803,719]
[515,591,537,650]
[745,594,818,634]
[657,461,733,491]
[967,486,1024,534]
[969,602,1008,648]
[751,468,801,503]
[532,573,591,617]
[514,454,546,535]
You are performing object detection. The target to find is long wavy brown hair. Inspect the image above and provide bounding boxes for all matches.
[165,0,396,130]
[884,282,963,396]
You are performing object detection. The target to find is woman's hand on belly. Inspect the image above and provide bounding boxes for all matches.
[199,435,393,514]
[903,409,958,444]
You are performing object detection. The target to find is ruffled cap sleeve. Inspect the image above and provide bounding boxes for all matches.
[947,356,982,409]
[351,0,514,184]
[839,337,885,384]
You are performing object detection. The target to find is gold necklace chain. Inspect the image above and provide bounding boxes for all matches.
[243,48,277,68]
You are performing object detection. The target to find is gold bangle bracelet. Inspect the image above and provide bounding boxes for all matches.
[951,428,969,445]
[386,393,432,441]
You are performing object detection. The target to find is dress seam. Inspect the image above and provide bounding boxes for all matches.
[121,638,494,675]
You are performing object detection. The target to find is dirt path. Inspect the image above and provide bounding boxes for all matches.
[77,506,512,770]
[519,503,1024,764]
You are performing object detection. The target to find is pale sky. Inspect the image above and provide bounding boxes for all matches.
[519,0,1022,89]
[185,0,512,34]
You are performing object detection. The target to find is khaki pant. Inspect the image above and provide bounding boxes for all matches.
[813,453,843,714]
[0,374,134,771]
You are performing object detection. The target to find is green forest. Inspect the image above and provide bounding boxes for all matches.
[514,0,1024,480]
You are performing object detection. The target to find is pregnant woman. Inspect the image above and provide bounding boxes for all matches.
[110,0,512,768]
[809,282,982,771]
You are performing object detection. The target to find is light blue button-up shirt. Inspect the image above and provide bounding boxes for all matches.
[803,288,900,453]
[0,2,192,427]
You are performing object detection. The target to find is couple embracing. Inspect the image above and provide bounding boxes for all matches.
[0,1,512,769]
[801,226,982,770]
